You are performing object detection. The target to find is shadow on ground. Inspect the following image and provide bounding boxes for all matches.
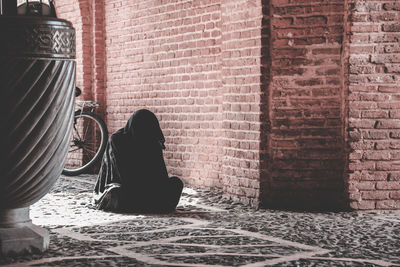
[0,175,399,266]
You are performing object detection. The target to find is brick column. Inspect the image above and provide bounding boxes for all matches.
[104,0,225,188]
[54,0,88,91]
[221,0,264,206]
[346,0,400,210]
[56,0,106,110]
[93,0,107,119]
[263,0,347,210]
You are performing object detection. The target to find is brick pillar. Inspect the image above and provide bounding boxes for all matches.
[54,0,88,91]
[55,0,106,111]
[80,0,94,101]
[263,0,347,210]
[221,0,264,206]
[92,0,107,120]
[346,0,400,210]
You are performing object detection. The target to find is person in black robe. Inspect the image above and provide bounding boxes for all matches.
[93,109,183,213]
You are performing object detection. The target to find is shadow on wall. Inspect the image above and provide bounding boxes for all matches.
[259,0,348,211]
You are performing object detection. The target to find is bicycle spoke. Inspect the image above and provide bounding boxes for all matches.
[81,121,94,142]
[72,122,82,141]
[81,146,98,154]
[78,141,98,146]
[63,110,108,175]
[82,154,94,160]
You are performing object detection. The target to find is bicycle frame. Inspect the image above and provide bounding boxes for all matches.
[75,100,99,114]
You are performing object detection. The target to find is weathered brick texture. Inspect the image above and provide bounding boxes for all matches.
[57,0,264,204]
[105,0,225,189]
[262,0,347,210]
[346,0,400,210]
[55,0,400,210]
[56,0,106,108]
[221,0,264,206]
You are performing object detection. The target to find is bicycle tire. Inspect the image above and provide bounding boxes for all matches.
[62,111,108,176]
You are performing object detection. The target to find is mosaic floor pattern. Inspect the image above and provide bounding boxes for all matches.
[0,175,399,266]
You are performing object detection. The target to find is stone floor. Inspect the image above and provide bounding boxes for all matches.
[0,175,399,266]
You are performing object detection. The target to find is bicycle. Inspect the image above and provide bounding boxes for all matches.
[62,87,108,176]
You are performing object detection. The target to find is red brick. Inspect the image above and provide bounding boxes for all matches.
[349,181,376,190]
[351,25,379,33]
[312,48,340,55]
[350,200,375,210]
[383,3,400,11]
[361,111,388,119]
[370,33,400,43]
[378,86,400,93]
[362,191,390,200]
[359,171,388,181]
[376,182,400,190]
[383,44,400,53]
[371,54,400,63]
[363,151,390,161]
[376,200,400,209]
[349,13,370,22]
[349,151,362,160]
[351,2,381,12]
[382,23,400,32]
[385,64,400,73]
[274,17,293,27]
[388,172,400,181]
[375,120,400,129]
[296,16,327,25]
[390,191,400,199]
[349,46,375,55]
[348,119,375,129]
[349,162,375,171]
[377,162,400,171]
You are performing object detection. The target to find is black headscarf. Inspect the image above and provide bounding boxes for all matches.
[123,109,166,149]
[94,109,169,207]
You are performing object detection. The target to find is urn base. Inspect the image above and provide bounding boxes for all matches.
[0,207,49,255]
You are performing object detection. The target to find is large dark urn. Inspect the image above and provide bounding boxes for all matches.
[0,0,75,255]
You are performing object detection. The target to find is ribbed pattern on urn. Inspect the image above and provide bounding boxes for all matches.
[0,16,76,210]
[0,58,75,208]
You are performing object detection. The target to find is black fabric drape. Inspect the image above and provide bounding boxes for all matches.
[93,109,183,213]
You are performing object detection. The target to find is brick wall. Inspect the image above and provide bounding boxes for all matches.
[346,0,400,210]
[55,0,400,210]
[221,0,265,205]
[105,0,225,188]
[261,0,347,210]
[54,0,85,89]
[92,0,107,116]
[57,0,265,203]
[56,0,106,103]
[102,0,267,203]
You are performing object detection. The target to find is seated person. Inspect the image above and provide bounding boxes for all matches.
[93,109,183,213]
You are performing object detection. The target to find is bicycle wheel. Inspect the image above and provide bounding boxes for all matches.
[62,111,108,176]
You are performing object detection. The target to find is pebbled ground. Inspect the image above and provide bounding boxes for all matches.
[0,175,399,266]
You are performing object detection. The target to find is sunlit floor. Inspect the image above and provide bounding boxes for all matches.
[1,175,399,266]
